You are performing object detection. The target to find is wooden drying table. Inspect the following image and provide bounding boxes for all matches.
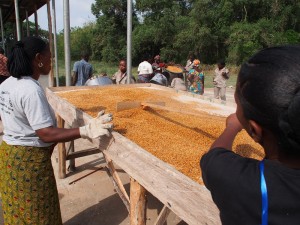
[46,84,236,225]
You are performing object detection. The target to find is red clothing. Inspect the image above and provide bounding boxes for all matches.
[0,54,9,76]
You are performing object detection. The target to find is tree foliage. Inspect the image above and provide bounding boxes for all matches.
[1,21,49,54]
[55,0,299,65]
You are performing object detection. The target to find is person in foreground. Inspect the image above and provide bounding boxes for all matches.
[0,37,113,225]
[200,45,300,225]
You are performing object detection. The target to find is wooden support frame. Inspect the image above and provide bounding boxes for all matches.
[154,205,171,225]
[46,84,224,224]
[130,178,146,225]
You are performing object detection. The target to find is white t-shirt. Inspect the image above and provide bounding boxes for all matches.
[214,67,229,88]
[0,76,56,147]
[138,61,153,75]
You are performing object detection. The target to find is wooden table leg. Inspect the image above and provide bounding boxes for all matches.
[67,140,75,172]
[130,178,146,225]
[57,115,66,179]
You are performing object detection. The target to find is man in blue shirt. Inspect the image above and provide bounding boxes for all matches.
[72,52,93,86]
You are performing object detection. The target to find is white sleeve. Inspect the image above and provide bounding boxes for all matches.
[171,78,176,88]
[148,64,153,73]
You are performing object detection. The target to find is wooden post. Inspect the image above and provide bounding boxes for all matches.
[57,115,66,178]
[34,5,38,36]
[25,10,30,37]
[130,178,146,225]
[154,205,171,225]
[68,140,75,172]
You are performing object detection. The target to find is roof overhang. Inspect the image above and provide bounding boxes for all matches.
[0,0,48,24]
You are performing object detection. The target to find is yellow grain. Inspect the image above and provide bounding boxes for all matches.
[58,86,264,184]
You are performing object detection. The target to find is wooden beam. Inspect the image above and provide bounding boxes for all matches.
[66,147,100,160]
[130,178,146,225]
[154,205,171,225]
[104,152,130,212]
[34,5,38,36]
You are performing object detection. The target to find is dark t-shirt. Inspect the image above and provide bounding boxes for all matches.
[200,148,300,225]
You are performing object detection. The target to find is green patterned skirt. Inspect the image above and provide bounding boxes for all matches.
[0,141,62,225]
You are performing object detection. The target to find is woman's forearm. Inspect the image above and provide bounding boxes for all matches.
[36,127,81,143]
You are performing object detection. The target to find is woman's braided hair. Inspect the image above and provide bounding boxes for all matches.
[236,45,300,155]
[7,36,47,78]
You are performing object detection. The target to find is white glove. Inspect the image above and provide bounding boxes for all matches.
[79,110,113,139]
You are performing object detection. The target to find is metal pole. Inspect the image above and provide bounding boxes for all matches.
[0,7,5,53]
[126,0,132,84]
[63,0,71,86]
[14,0,22,41]
[52,0,59,87]
[26,11,30,37]
[47,0,54,87]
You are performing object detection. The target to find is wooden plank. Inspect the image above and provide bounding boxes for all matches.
[66,147,100,160]
[130,178,146,225]
[154,205,171,225]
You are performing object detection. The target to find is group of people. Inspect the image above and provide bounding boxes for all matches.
[70,51,230,102]
[0,35,300,225]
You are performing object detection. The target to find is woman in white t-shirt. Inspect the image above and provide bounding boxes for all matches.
[0,37,113,225]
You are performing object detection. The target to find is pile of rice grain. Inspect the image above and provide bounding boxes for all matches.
[58,86,264,183]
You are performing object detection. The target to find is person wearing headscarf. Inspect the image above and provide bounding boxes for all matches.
[187,59,204,95]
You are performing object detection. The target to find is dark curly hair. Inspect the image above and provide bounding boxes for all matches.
[236,45,300,155]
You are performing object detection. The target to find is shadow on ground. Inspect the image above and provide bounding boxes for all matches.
[64,182,187,225]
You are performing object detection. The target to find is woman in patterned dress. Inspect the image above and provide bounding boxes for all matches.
[0,37,113,225]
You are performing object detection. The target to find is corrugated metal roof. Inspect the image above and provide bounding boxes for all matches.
[0,0,48,24]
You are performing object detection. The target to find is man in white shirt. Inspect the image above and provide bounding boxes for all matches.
[137,54,153,83]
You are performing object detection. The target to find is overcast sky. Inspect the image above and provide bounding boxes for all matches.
[29,0,96,32]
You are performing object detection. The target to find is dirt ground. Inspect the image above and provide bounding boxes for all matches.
[0,76,235,225]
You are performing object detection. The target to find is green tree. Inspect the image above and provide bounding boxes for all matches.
[133,0,192,64]
[91,0,139,62]
[1,21,49,54]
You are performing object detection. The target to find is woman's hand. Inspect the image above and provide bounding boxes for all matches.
[209,113,243,151]
[226,113,243,133]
